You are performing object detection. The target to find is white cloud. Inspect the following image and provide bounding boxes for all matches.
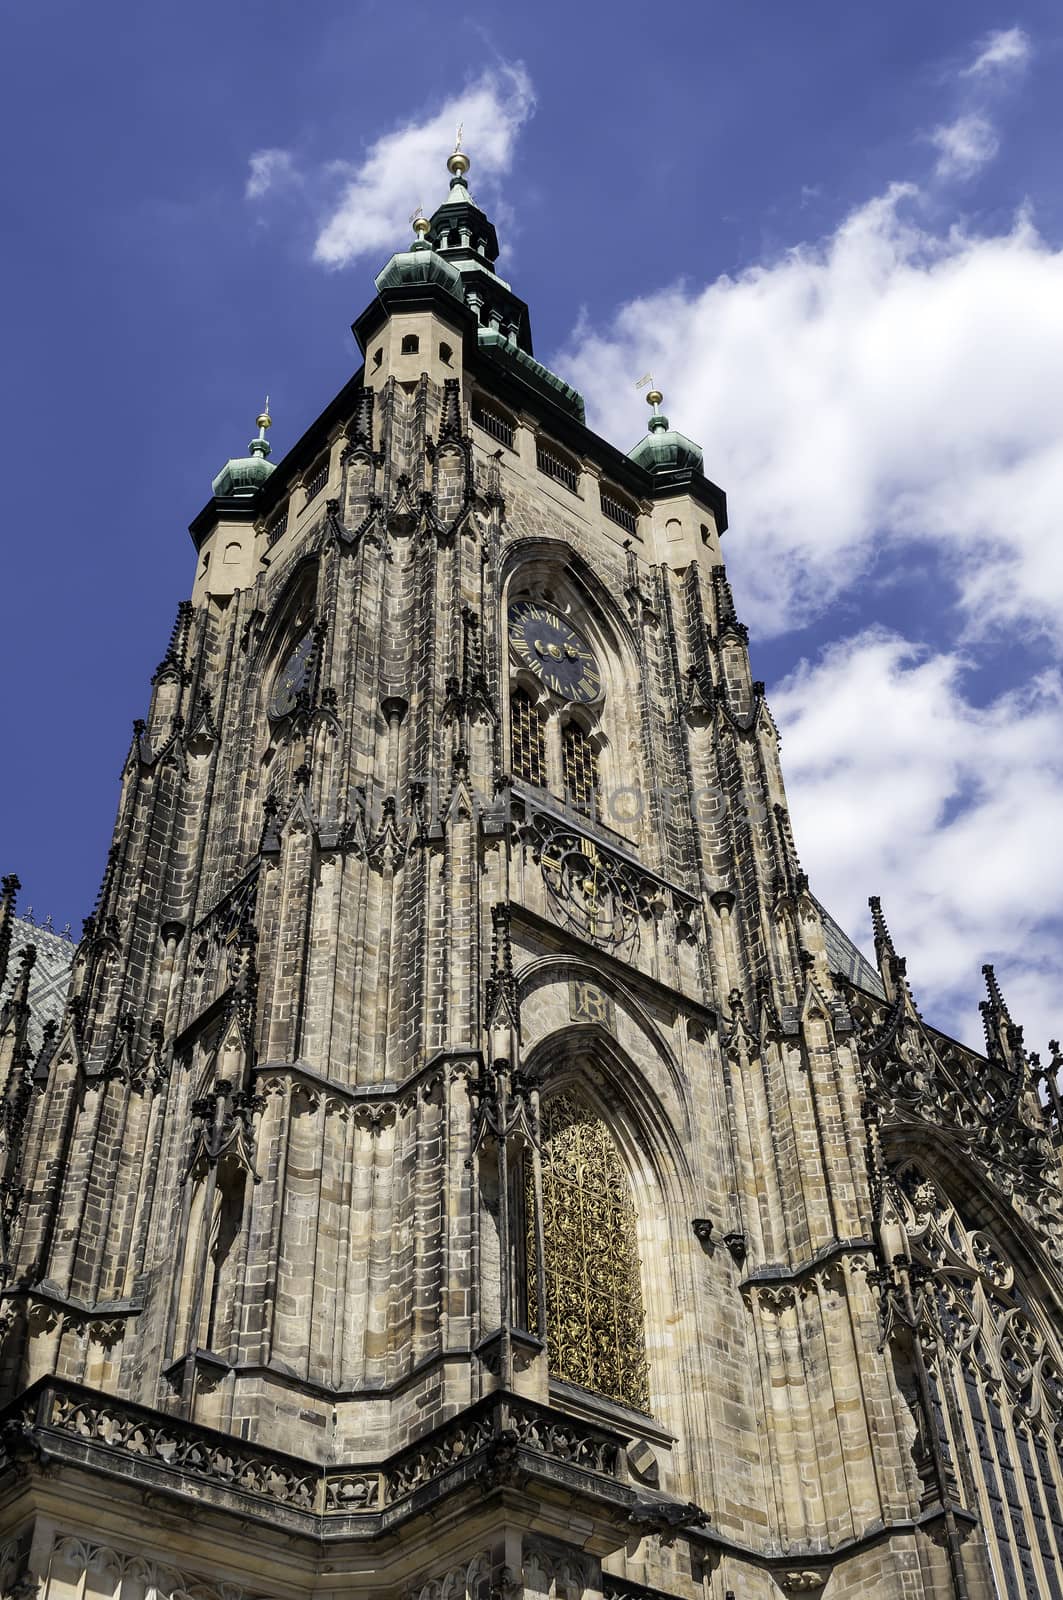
[558,186,1063,644]
[772,630,1063,1050]
[246,148,299,201]
[961,25,1032,77]
[930,112,999,179]
[312,64,534,268]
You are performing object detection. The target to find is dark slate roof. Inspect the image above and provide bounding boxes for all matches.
[1,913,75,1055]
[815,899,886,1000]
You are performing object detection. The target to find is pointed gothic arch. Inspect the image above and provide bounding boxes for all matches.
[499,538,641,662]
[520,1024,696,1425]
[889,1158,1063,1599]
[501,541,651,846]
[516,957,696,1145]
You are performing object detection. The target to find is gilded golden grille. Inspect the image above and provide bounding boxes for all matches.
[511,688,547,786]
[562,722,598,814]
[528,1089,650,1412]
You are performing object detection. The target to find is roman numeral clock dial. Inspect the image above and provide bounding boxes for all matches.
[507,601,602,704]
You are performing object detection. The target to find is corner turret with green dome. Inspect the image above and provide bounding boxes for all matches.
[627,381,705,491]
[373,209,466,302]
[211,402,277,498]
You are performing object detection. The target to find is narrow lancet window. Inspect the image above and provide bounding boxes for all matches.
[562,722,598,815]
[511,688,547,787]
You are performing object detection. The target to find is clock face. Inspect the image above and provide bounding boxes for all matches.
[508,601,602,704]
[539,829,638,945]
[268,631,315,718]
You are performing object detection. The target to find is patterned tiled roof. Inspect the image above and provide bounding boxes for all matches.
[815,899,886,1000]
[1,914,75,1055]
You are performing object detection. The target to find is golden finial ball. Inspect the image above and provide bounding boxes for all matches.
[257,408,272,431]
[447,150,471,177]
[646,388,664,409]
[412,216,431,238]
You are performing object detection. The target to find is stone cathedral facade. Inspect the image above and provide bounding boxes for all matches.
[2,146,1063,1600]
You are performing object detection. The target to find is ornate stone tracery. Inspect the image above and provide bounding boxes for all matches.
[528,1089,649,1413]
[44,1536,278,1600]
[880,1163,1063,1600]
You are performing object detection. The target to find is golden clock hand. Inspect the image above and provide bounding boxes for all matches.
[586,846,601,938]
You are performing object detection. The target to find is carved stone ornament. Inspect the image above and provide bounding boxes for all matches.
[46,1388,318,1510]
[408,1552,491,1600]
[46,1536,276,1600]
[539,829,638,946]
[874,1160,1063,1590]
[323,1472,382,1511]
[878,1163,1063,1431]
[6,1378,628,1528]
[858,922,1063,1257]
[723,1230,747,1265]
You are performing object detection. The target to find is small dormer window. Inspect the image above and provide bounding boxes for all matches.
[536,440,581,495]
[266,505,289,546]
[401,334,420,355]
[600,485,639,537]
[472,398,516,451]
[304,457,329,503]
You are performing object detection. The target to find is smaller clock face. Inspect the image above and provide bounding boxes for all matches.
[539,829,638,945]
[268,631,315,718]
[508,601,602,704]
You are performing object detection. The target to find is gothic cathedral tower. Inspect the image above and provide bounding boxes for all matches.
[3,146,1063,1600]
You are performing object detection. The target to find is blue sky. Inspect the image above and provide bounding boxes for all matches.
[2,1,1062,1048]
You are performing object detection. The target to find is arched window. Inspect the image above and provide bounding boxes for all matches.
[897,1165,1063,1599]
[528,1088,649,1412]
[561,721,598,815]
[511,687,547,787]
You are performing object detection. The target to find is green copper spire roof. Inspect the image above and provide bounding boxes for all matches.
[357,141,584,422]
[211,401,277,498]
[373,210,465,301]
[428,142,502,269]
[627,382,704,486]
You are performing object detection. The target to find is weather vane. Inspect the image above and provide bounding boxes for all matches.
[635,372,664,416]
[455,121,464,151]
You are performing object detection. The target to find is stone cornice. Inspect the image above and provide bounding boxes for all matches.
[739,1237,878,1297]
[251,1050,481,1110]
[0,1378,968,1583]
[0,1378,634,1545]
